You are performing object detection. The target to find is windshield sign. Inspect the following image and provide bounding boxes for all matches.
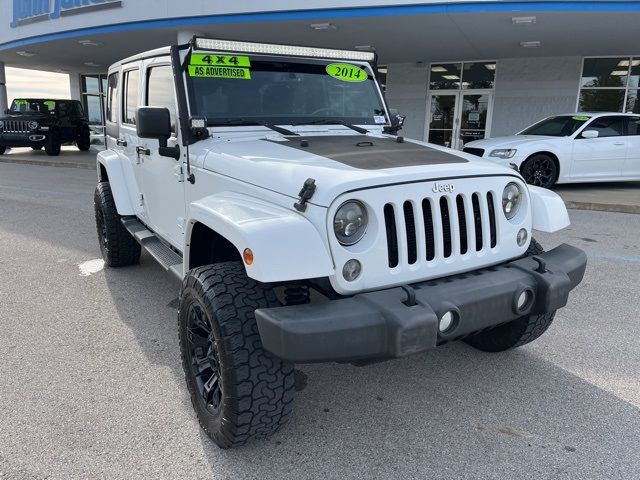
[185,52,387,126]
[10,99,57,114]
[520,115,590,136]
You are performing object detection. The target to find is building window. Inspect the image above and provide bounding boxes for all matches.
[430,62,496,90]
[579,57,640,113]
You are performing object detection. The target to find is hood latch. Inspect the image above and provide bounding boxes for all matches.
[294,178,316,213]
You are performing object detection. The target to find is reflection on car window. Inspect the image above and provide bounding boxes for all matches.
[520,116,589,136]
[584,116,626,138]
[627,116,640,136]
[147,65,177,133]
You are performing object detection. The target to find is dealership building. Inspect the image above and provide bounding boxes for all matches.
[1,0,639,147]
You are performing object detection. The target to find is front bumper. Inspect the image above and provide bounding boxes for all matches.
[0,132,48,147]
[256,244,587,363]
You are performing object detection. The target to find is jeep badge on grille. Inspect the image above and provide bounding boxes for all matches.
[432,183,455,193]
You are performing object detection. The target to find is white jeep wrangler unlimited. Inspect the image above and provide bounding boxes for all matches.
[94,37,587,448]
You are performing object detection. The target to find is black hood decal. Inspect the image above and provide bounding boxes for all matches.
[266,135,467,170]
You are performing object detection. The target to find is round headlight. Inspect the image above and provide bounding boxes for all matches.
[28,121,39,130]
[333,201,368,245]
[502,182,522,220]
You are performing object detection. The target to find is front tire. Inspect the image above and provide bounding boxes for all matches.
[76,127,91,151]
[464,238,555,352]
[521,154,558,188]
[178,262,295,448]
[0,145,5,155]
[94,182,141,267]
[44,134,61,156]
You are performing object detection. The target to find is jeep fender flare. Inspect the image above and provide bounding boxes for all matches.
[528,185,570,232]
[186,192,334,283]
[97,149,137,215]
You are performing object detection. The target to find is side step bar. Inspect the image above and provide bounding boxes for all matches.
[121,217,183,282]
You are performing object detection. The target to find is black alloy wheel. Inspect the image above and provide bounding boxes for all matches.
[186,301,223,415]
[521,154,558,188]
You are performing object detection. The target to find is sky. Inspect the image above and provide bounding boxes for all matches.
[5,67,70,103]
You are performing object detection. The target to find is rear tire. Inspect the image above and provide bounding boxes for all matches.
[94,182,141,267]
[178,262,295,448]
[45,134,61,156]
[464,238,555,352]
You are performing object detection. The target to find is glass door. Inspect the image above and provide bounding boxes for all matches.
[457,92,491,149]
[426,91,492,149]
[427,94,457,148]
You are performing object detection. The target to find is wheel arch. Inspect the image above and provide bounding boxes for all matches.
[186,192,334,283]
[97,149,136,215]
[521,150,561,178]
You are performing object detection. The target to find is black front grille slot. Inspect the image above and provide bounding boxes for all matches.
[456,195,468,255]
[472,193,483,251]
[403,201,417,265]
[422,199,435,261]
[439,197,452,258]
[463,147,485,157]
[384,203,399,268]
[487,192,497,248]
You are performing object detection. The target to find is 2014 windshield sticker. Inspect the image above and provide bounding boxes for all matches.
[326,63,368,82]
[572,115,590,121]
[189,53,252,79]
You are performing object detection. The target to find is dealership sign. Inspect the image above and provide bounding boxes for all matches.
[11,0,123,28]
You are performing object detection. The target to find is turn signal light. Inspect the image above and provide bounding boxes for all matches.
[243,248,254,266]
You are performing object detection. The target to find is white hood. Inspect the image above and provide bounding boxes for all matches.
[201,131,519,207]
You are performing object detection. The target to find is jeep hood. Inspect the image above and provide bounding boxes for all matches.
[1,113,50,121]
[201,133,519,207]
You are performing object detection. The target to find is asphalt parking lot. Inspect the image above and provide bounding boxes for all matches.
[1,162,639,479]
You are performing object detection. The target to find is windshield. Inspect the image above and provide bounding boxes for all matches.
[520,115,590,136]
[10,99,57,114]
[185,55,387,126]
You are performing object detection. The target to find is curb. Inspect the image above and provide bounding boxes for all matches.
[565,200,640,215]
[0,157,94,170]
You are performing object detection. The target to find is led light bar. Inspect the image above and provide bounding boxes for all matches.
[194,38,376,62]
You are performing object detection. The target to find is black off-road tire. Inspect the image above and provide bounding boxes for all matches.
[0,145,5,155]
[464,238,555,352]
[178,262,295,448]
[94,182,141,267]
[44,134,61,156]
[77,128,91,151]
[31,145,43,151]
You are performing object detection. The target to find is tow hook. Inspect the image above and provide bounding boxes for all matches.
[401,285,417,307]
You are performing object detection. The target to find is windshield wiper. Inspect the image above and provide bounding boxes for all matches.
[295,119,369,134]
[208,119,298,136]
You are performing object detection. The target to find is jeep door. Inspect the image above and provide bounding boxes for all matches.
[56,101,75,142]
[136,58,186,249]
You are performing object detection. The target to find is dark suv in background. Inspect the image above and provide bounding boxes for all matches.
[0,99,91,156]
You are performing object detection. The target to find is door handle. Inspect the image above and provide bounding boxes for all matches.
[136,146,151,156]
[613,142,625,146]
[116,138,127,147]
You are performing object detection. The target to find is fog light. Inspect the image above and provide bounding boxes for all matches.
[343,259,361,282]
[517,228,528,247]
[517,290,530,311]
[439,311,456,333]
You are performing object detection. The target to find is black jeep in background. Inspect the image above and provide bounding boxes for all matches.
[0,99,91,156]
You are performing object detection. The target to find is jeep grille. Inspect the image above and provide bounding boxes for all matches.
[1,120,31,133]
[383,192,498,268]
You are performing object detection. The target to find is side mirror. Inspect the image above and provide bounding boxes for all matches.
[581,129,599,139]
[383,108,406,135]
[136,107,180,160]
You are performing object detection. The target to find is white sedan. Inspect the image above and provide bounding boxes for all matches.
[464,112,640,188]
